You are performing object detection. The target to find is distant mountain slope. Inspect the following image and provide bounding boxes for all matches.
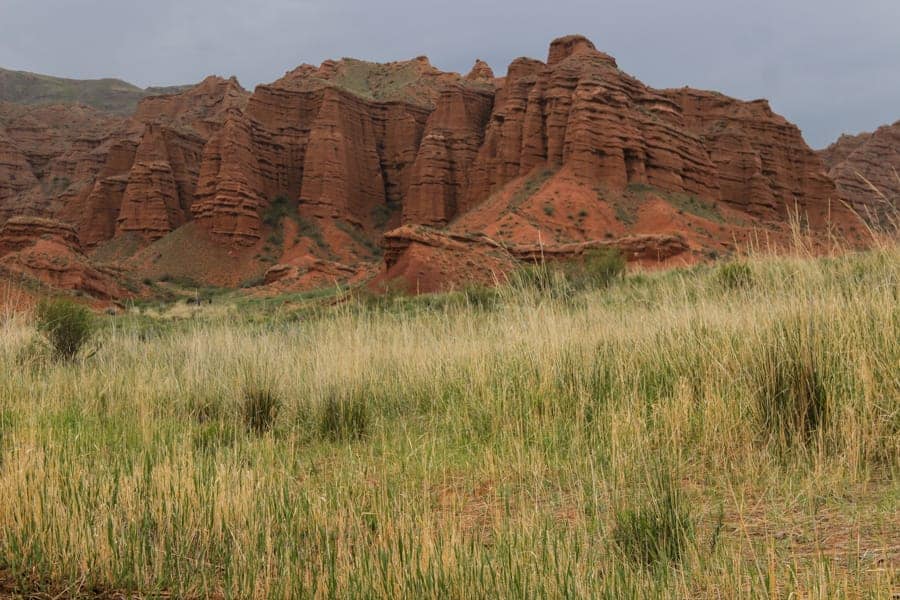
[0,67,193,115]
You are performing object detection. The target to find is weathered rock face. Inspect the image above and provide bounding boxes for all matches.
[378,224,690,293]
[0,102,128,222]
[0,34,869,298]
[402,85,494,226]
[0,216,127,299]
[0,131,39,217]
[669,89,837,220]
[133,76,248,137]
[0,76,249,249]
[191,111,265,242]
[116,124,206,239]
[466,60,495,82]
[820,122,900,226]
[462,36,838,224]
[191,58,464,244]
[0,216,81,254]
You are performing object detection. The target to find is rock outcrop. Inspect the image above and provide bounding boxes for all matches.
[190,58,464,245]
[820,122,900,226]
[0,216,127,299]
[0,77,249,249]
[378,224,690,293]
[0,35,870,299]
[0,216,82,254]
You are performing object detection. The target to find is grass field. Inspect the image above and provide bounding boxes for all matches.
[0,244,897,598]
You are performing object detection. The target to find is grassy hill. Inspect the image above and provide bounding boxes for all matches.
[0,67,193,114]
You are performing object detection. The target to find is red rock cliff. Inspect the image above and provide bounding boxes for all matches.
[820,122,900,226]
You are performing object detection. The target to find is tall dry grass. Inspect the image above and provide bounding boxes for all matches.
[0,245,897,597]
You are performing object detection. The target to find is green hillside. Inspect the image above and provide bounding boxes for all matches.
[0,67,192,115]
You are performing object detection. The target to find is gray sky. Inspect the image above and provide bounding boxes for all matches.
[2,0,898,148]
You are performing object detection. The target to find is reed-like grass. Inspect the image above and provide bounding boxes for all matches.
[0,245,897,598]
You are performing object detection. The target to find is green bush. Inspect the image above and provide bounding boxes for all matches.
[262,195,296,227]
[34,298,94,361]
[613,470,694,567]
[566,248,626,290]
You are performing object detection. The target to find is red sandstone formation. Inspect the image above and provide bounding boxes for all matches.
[0,76,249,248]
[377,224,690,293]
[820,122,900,226]
[190,58,460,245]
[466,60,495,82]
[0,217,126,299]
[0,216,82,254]
[0,35,871,300]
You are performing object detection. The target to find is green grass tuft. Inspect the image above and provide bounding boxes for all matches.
[613,469,695,568]
[34,298,94,361]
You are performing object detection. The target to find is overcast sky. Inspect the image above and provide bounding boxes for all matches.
[2,0,898,148]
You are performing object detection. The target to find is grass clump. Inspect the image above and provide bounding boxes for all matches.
[509,262,569,298]
[568,248,626,289]
[193,420,241,454]
[463,284,499,310]
[716,260,754,290]
[510,248,625,298]
[752,316,828,447]
[319,390,370,441]
[613,469,695,568]
[34,298,94,361]
[241,369,282,435]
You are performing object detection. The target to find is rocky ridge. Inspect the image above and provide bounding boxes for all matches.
[820,122,900,227]
[0,35,872,299]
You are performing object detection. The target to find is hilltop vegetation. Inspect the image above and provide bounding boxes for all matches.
[0,244,897,597]
[0,66,191,114]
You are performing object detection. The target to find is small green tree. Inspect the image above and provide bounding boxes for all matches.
[34,298,94,361]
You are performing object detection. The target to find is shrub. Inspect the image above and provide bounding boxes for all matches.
[319,390,369,441]
[613,470,694,567]
[241,371,282,434]
[509,249,625,298]
[716,261,754,290]
[463,284,499,310]
[568,248,625,290]
[262,195,296,227]
[753,317,827,446]
[34,298,94,361]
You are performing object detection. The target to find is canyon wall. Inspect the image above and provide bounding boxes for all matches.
[0,34,870,297]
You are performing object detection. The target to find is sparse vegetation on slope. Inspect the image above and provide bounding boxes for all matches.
[0,245,897,597]
[0,67,191,114]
